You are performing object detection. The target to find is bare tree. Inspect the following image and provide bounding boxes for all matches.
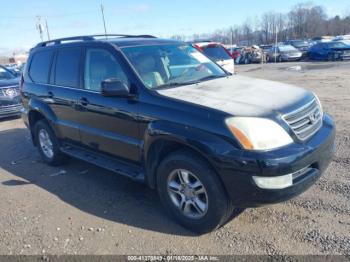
[171,2,350,45]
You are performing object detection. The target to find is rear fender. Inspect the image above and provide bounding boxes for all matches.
[28,97,58,138]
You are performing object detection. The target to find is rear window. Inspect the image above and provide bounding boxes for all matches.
[55,47,81,88]
[29,50,53,84]
[202,46,231,61]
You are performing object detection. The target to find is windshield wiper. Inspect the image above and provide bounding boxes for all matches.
[155,81,196,89]
[194,75,227,83]
[155,75,226,89]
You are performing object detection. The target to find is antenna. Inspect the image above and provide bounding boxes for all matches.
[36,16,44,42]
[45,19,51,41]
[100,2,108,39]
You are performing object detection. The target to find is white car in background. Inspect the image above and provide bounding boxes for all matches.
[192,41,235,74]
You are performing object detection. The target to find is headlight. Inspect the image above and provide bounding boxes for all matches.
[225,117,293,150]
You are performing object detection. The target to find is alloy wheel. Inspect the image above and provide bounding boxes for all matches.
[38,129,54,159]
[167,169,208,219]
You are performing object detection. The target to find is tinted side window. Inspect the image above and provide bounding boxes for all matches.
[84,48,128,92]
[29,50,53,84]
[55,47,81,88]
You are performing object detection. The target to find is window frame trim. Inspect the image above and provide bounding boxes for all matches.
[82,45,130,93]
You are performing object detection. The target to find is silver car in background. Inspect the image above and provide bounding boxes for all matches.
[267,45,303,62]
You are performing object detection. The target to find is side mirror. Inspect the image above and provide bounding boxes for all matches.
[101,78,130,97]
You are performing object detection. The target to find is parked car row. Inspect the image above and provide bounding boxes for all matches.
[219,36,350,64]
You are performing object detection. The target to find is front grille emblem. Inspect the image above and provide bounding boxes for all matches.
[3,88,17,98]
[309,113,317,124]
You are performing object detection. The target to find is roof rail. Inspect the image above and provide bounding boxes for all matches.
[35,34,157,47]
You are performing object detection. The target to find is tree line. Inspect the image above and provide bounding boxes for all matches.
[171,2,350,45]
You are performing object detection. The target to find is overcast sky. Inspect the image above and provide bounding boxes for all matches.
[0,0,349,53]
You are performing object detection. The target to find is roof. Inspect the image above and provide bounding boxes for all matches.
[33,34,182,49]
[192,42,222,47]
[105,37,182,48]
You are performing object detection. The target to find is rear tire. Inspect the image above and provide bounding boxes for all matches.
[157,150,232,234]
[34,120,67,166]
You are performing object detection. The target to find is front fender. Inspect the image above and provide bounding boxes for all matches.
[143,120,241,187]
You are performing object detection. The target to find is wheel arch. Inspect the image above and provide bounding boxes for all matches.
[27,99,57,145]
[142,121,235,190]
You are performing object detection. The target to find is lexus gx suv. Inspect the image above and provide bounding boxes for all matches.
[21,35,335,233]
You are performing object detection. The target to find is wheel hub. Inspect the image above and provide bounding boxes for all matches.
[38,129,54,159]
[183,186,195,199]
[167,169,208,219]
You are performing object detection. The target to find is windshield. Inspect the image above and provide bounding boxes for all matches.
[0,66,16,80]
[121,44,227,89]
[327,42,348,48]
[201,45,232,61]
[291,40,309,48]
[279,45,298,52]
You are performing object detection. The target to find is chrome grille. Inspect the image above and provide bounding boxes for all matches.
[283,99,323,141]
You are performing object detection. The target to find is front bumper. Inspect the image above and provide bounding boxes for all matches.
[0,104,22,118]
[212,114,335,207]
[283,55,302,61]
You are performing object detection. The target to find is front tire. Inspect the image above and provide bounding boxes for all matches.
[157,150,232,234]
[34,120,67,166]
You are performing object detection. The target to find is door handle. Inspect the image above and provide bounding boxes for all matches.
[79,97,89,106]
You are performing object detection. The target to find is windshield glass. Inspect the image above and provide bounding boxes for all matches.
[291,40,309,48]
[121,44,227,89]
[279,45,298,52]
[201,45,232,61]
[0,66,16,80]
[327,42,348,48]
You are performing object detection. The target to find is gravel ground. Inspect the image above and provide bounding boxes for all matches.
[0,61,349,255]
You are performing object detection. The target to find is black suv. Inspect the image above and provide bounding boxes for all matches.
[21,35,335,233]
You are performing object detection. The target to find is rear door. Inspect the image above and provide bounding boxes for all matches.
[76,45,140,163]
[24,49,54,119]
[48,46,82,144]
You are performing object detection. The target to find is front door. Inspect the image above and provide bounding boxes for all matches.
[76,46,140,163]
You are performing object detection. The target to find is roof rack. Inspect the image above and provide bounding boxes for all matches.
[35,34,157,47]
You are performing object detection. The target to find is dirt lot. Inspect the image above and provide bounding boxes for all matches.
[0,61,349,256]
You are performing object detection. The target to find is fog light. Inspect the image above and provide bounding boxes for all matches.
[253,174,293,189]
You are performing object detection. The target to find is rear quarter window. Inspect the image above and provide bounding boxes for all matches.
[28,50,54,84]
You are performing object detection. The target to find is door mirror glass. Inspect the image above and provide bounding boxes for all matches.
[101,78,130,97]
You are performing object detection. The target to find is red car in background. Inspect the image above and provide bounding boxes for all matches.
[192,41,235,74]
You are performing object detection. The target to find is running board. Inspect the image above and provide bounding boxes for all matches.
[60,144,145,182]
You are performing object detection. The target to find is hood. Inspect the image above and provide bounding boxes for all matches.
[156,75,312,117]
[0,77,20,88]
